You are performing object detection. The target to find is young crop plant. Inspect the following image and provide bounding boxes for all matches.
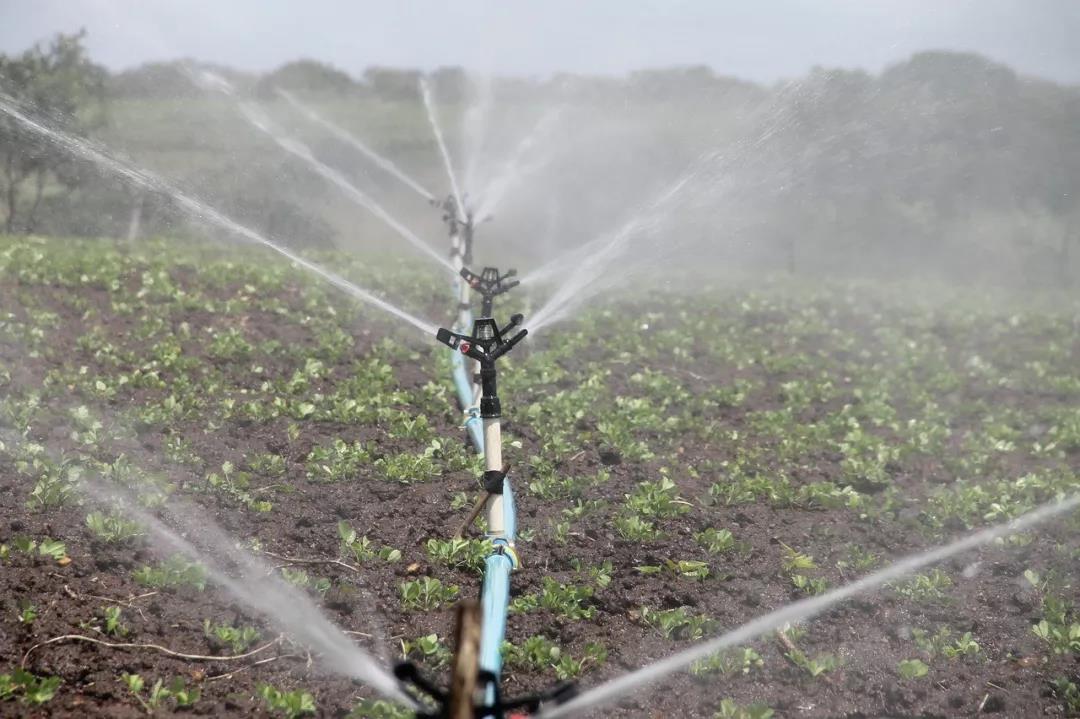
[637,559,712,581]
[121,673,200,713]
[892,569,953,602]
[400,634,451,669]
[348,699,415,718]
[640,606,715,641]
[425,537,492,573]
[280,568,331,595]
[691,647,764,676]
[911,627,982,660]
[1049,678,1080,717]
[205,462,273,512]
[511,577,596,620]
[400,577,460,611]
[204,620,261,654]
[100,606,129,637]
[786,648,841,680]
[1033,596,1080,655]
[375,448,440,484]
[695,527,736,555]
[625,475,691,518]
[501,636,608,679]
[0,669,61,706]
[714,698,775,719]
[258,683,316,718]
[133,555,208,591]
[897,658,930,680]
[85,511,143,544]
[338,522,401,564]
[306,439,372,482]
[614,513,661,541]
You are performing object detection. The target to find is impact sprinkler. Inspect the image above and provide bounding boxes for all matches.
[460,266,519,319]
[433,194,475,266]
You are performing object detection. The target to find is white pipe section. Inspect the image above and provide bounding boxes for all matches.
[484,418,504,535]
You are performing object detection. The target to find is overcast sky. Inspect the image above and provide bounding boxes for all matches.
[1,0,1078,84]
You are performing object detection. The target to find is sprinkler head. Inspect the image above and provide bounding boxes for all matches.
[461,266,519,316]
[435,314,527,364]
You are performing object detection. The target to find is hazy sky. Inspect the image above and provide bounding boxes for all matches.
[1,0,1078,84]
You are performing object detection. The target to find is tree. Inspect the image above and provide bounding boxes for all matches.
[0,30,106,233]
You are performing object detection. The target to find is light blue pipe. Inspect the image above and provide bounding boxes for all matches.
[451,302,485,453]
[479,478,517,711]
[451,350,484,453]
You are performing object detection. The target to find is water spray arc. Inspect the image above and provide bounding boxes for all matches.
[0,93,438,338]
[420,77,465,222]
[541,493,1080,718]
[277,88,437,203]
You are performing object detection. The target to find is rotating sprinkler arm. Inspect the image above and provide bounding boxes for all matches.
[461,266,520,318]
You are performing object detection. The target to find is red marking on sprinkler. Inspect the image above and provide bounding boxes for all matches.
[460,341,471,354]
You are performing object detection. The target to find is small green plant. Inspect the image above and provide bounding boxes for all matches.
[898,658,930,679]
[425,537,492,573]
[1049,677,1080,716]
[204,619,261,653]
[691,647,763,676]
[640,606,715,640]
[17,601,38,625]
[401,633,451,669]
[400,577,459,611]
[121,673,197,712]
[338,521,401,564]
[614,514,661,541]
[86,511,143,543]
[0,669,61,706]
[511,578,595,620]
[280,567,331,595]
[714,698,774,719]
[786,648,840,679]
[625,477,690,518]
[892,569,952,602]
[101,606,128,637]
[695,527,735,554]
[791,573,829,595]
[348,699,415,718]
[779,542,816,573]
[258,683,316,718]
[912,627,981,660]
[133,555,208,590]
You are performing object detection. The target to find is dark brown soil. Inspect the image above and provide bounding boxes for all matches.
[1,245,1078,719]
